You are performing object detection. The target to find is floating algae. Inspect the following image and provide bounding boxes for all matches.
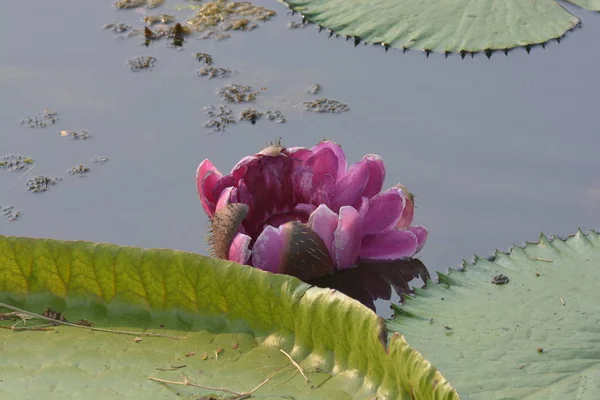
[186,0,276,40]
[128,56,157,71]
[218,84,259,103]
[198,66,235,79]
[303,98,349,113]
[204,105,237,132]
[0,155,35,172]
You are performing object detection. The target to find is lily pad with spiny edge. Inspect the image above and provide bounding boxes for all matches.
[0,235,457,400]
[281,0,600,54]
[389,229,600,399]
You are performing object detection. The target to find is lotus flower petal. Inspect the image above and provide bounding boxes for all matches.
[357,196,369,220]
[196,159,223,217]
[362,188,403,235]
[197,140,428,279]
[331,159,370,211]
[251,225,286,273]
[215,187,238,213]
[229,233,252,264]
[311,141,347,181]
[395,183,415,228]
[307,204,338,254]
[284,147,313,162]
[361,154,385,199]
[408,225,428,253]
[333,206,363,269]
[360,229,419,261]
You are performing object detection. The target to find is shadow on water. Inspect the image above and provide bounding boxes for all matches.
[310,259,431,317]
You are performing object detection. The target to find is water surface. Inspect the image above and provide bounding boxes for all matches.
[1,0,599,316]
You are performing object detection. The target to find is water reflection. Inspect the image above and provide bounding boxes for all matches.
[310,259,431,312]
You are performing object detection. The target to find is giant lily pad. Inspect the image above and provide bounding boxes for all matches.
[0,235,456,399]
[281,0,600,54]
[389,229,600,398]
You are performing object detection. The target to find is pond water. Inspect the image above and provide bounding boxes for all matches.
[1,0,599,317]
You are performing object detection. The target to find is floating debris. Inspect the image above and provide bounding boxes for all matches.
[140,23,190,47]
[0,155,35,172]
[143,14,175,25]
[26,176,62,193]
[198,66,235,79]
[68,164,91,177]
[288,21,306,29]
[303,98,349,113]
[20,108,58,128]
[306,84,321,95]
[218,84,259,103]
[43,307,67,323]
[195,53,213,65]
[103,21,132,33]
[491,274,510,285]
[167,23,188,47]
[204,105,237,132]
[114,0,164,9]
[265,110,286,123]
[186,0,276,40]
[0,205,21,222]
[92,156,109,164]
[128,56,156,71]
[61,130,92,140]
[240,108,263,125]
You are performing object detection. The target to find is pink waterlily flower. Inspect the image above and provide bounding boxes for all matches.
[197,140,427,280]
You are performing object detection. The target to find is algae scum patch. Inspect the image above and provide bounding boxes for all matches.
[198,66,236,79]
[61,130,92,140]
[109,0,277,43]
[218,84,260,103]
[26,176,63,193]
[204,105,238,132]
[128,56,157,71]
[68,165,91,178]
[20,108,59,128]
[0,155,35,172]
[303,98,349,113]
[185,0,276,41]
[114,0,164,9]
[0,205,21,222]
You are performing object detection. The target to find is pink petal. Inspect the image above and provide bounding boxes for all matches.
[361,154,385,199]
[294,148,338,206]
[231,155,256,178]
[408,225,428,254]
[331,159,370,212]
[196,159,223,217]
[294,203,317,215]
[362,188,403,235]
[215,187,238,213]
[251,225,286,273]
[284,147,312,162]
[357,196,369,220]
[395,184,415,228]
[232,156,296,232]
[311,141,347,181]
[360,230,419,261]
[332,206,363,270]
[307,204,338,256]
[229,233,252,265]
[307,147,339,185]
[237,179,257,233]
